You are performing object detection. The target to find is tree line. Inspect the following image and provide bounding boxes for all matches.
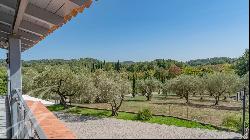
[0,49,249,116]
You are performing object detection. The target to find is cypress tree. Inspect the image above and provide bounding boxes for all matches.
[100,63,103,69]
[91,63,95,72]
[132,74,136,97]
[116,60,120,72]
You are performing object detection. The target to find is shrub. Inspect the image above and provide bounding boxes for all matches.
[137,108,153,121]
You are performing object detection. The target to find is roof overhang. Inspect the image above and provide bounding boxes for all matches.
[0,0,93,52]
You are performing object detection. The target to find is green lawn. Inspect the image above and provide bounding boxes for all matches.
[48,104,216,130]
[74,94,243,127]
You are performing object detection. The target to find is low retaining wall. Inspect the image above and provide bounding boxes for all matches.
[26,101,76,139]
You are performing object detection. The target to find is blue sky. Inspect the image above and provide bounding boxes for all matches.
[0,0,249,62]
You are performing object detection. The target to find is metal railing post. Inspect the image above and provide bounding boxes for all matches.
[242,87,246,136]
[9,89,48,139]
[10,90,19,138]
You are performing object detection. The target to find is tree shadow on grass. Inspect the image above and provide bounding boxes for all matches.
[160,96,182,100]
[190,97,221,102]
[152,102,241,111]
[153,96,168,100]
[125,99,146,102]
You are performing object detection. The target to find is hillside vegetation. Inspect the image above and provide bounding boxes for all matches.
[0,49,249,131]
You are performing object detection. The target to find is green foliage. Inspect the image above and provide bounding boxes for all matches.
[163,75,203,103]
[187,57,236,66]
[154,67,168,83]
[92,70,131,99]
[74,72,98,104]
[132,74,137,97]
[34,65,80,107]
[22,68,38,94]
[28,65,131,114]
[234,49,249,76]
[115,60,121,72]
[242,72,249,93]
[137,108,153,121]
[0,67,7,95]
[137,78,162,101]
[47,104,66,111]
[222,114,249,132]
[204,72,241,105]
[183,66,214,77]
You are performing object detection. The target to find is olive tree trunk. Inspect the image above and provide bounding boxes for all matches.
[110,96,124,116]
[214,96,220,105]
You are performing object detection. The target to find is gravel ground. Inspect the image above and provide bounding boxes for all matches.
[54,112,242,139]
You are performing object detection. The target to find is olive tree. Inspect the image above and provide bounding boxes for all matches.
[22,68,38,94]
[93,70,132,116]
[109,73,131,116]
[204,72,240,105]
[137,78,161,101]
[92,70,111,103]
[162,79,175,96]
[73,73,99,104]
[35,65,78,108]
[163,75,201,103]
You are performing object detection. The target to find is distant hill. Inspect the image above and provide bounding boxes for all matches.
[0,57,237,67]
[121,61,135,65]
[186,57,237,66]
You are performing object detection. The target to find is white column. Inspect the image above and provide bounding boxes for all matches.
[8,35,22,138]
[9,36,22,91]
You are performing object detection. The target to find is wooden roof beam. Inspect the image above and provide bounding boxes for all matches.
[13,0,29,34]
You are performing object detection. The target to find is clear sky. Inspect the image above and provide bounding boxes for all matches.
[0,0,249,62]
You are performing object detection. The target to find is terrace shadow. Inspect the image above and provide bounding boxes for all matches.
[54,112,103,123]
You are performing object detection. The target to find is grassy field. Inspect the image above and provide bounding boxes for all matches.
[48,104,216,130]
[70,94,244,127]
